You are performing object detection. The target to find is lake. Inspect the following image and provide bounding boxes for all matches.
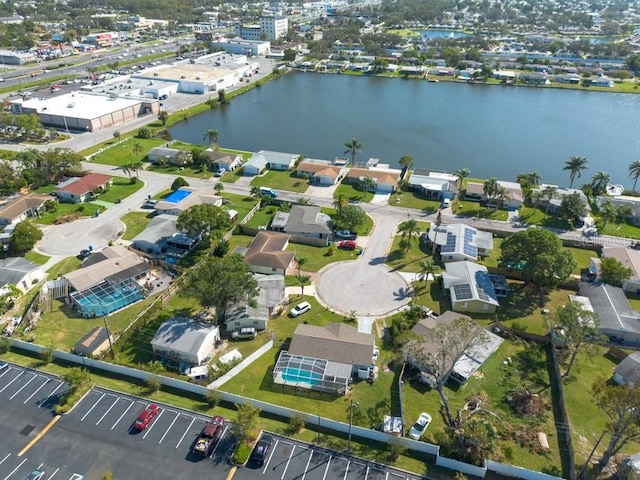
[168,73,640,188]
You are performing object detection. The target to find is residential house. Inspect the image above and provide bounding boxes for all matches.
[271,205,332,242]
[242,150,298,176]
[578,282,640,345]
[0,193,51,226]
[73,327,114,357]
[520,73,550,85]
[613,352,640,387]
[0,257,43,293]
[552,73,581,84]
[465,180,523,209]
[151,316,220,368]
[147,147,193,166]
[442,261,500,313]
[55,173,112,204]
[590,76,614,87]
[296,160,344,186]
[410,311,504,385]
[131,214,199,256]
[597,247,640,293]
[346,167,401,194]
[597,195,640,226]
[224,274,286,332]
[239,231,295,275]
[154,187,222,216]
[201,149,243,171]
[406,171,458,200]
[426,223,493,263]
[63,245,150,317]
[536,185,590,216]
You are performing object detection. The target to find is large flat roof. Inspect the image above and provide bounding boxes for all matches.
[137,64,235,83]
[17,92,148,120]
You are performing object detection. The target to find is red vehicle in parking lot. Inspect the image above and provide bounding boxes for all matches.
[338,240,358,250]
[133,404,160,430]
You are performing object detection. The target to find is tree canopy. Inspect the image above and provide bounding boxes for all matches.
[600,256,633,287]
[9,220,42,255]
[180,254,258,321]
[176,204,231,242]
[332,204,367,232]
[500,228,575,289]
[554,300,602,378]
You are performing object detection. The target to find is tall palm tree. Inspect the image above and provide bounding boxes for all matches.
[333,192,348,211]
[344,138,363,165]
[132,141,143,159]
[629,160,640,192]
[399,155,414,173]
[599,199,617,228]
[542,185,557,215]
[453,168,470,191]
[202,129,220,149]
[417,259,439,291]
[360,175,377,193]
[563,155,589,189]
[591,171,610,196]
[526,171,541,188]
[296,274,311,298]
[397,219,420,252]
[483,177,500,209]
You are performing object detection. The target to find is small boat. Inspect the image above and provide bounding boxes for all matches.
[427,78,439,83]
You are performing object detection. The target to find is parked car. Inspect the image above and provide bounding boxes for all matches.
[24,471,44,480]
[231,327,257,340]
[259,187,278,198]
[215,167,226,177]
[440,198,451,209]
[252,435,273,466]
[408,412,432,440]
[50,84,61,92]
[142,200,157,209]
[133,404,160,431]
[335,230,357,240]
[289,301,311,318]
[338,240,358,250]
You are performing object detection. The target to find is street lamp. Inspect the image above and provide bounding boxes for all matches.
[347,400,359,452]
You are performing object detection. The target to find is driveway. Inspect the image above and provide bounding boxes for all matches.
[315,212,410,325]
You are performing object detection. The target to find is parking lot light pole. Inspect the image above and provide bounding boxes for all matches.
[347,400,358,452]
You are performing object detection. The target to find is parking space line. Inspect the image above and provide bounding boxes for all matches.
[176,417,195,449]
[96,397,119,426]
[262,439,279,474]
[3,457,27,479]
[23,378,49,404]
[158,412,180,444]
[365,465,370,479]
[0,453,10,465]
[302,450,313,480]
[46,467,59,479]
[38,382,63,408]
[0,366,12,378]
[111,399,134,430]
[322,455,332,480]
[81,392,105,421]
[343,460,350,480]
[209,425,228,457]
[281,443,296,480]
[142,408,164,439]
[0,370,23,393]
[9,373,36,400]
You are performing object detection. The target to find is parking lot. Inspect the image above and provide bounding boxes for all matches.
[234,433,424,480]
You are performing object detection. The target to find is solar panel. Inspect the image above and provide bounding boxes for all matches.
[441,232,457,253]
[453,284,473,301]
[462,227,478,258]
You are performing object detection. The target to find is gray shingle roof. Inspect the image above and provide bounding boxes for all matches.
[151,317,218,356]
[283,205,332,235]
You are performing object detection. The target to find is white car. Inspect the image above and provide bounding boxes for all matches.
[289,301,311,317]
[408,412,432,440]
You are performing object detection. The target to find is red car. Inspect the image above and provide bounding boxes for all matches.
[338,240,358,250]
[133,404,160,430]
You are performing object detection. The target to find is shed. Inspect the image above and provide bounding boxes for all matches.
[74,327,113,357]
[151,317,220,367]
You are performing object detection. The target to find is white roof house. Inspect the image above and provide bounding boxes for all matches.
[428,223,493,263]
[407,171,458,199]
[243,150,298,176]
[442,261,500,313]
[151,317,220,367]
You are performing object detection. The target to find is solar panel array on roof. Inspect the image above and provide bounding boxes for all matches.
[453,283,473,301]
[463,227,478,258]
[441,232,457,253]
[476,272,496,302]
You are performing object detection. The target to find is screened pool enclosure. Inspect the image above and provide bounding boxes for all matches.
[273,351,352,395]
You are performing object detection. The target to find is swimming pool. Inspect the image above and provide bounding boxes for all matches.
[164,188,192,204]
[281,368,321,386]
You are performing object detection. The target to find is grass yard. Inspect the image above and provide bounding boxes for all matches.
[245,205,278,229]
[566,247,598,275]
[90,138,165,167]
[147,163,215,180]
[220,192,260,223]
[46,256,81,279]
[120,211,155,240]
[478,236,503,268]
[333,181,374,203]
[24,251,49,265]
[250,170,310,194]
[393,191,442,212]
[97,176,144,203]
[286,242,362,272]
[518,206,571,230]
[455,200,509,221]
[385,224,432,273]
[322,207,375,236]
[598,219,640,239]
[36,202,106,225]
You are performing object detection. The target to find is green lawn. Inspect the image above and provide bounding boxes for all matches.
[478,237,503,268]
[286,242,362,272]
[518,206,571,230]
[455,200,509,221]
[46,257,81,279]
[245,205,278,229]
[393,191,442,212]
[97,176,144,203]
[566,247,598,275]
[90,138,165,167]
[24,251,50,265]
[146,163,215,180]
[598,219,640,239]
[220,193,260,223]
[120,211,155,240]
[322,207,374,236]
[250,170,310,194]
[333,181,374,203]
[36,202,107,225]
[385,223,432,273]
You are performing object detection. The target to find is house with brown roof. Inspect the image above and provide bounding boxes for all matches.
[0,193,51,226]
[288,323,375,371]
[346,167,401,193]
[55,173,112,203]
[465,180,523,209]
[74,326,114,357]
[201,149,243,171]
[595,247,640,293]
[241,231,295,275]
[296,160,345,186]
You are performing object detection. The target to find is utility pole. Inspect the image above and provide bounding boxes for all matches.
[103,315,115,359]
[347,400,358,452]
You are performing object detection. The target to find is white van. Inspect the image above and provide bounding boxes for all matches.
[441,198,451,209]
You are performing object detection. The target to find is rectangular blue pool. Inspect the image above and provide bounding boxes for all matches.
[164,188,192,204]
[281,368,321,386]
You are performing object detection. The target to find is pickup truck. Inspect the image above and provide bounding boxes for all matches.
[193,416,225,457]
[334,230,357,240]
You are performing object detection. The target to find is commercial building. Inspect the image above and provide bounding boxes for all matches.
[210,38,271,56]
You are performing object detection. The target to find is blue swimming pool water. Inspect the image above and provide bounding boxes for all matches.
[281,368,321,386]
[73,286,144,317]
[164,189,192,204]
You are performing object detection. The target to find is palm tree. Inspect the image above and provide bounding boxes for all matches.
[453,168,470,191]
[399,155,414,173]
[250,186,260,197]
[526,171,541,188]
[397,219,420,252]
[295,256,308,273]
[132,141,143,160]
[295,273,311,297]
[417,259,439,291]
[112,130,121,141]
[158,110,169,126]
[333,192,348,211]
[344,138,363,165]
[629,161,640,192]
[599,199,617,228]
[591,171,610,196]
[542,185,558,215]
[563,155,589,189]
[359,175,377,194]
[483,177,500,209]
[202,129,220,149]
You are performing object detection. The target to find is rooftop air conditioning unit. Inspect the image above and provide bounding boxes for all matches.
[67,102,75,108]
[196,76,201,80]
[180,75,186,79]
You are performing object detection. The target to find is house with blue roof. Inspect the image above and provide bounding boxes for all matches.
[426,223,493,263]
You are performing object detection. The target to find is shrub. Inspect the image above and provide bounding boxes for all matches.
[204,389,220,408]
[145,376,161,393]
[137,127,153,139]
[231,439,252,465]
[0,337,9,354]
[171,177,189,191]
[387,438,406,462]
[39,347,54,365]
[289,413,306,433]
